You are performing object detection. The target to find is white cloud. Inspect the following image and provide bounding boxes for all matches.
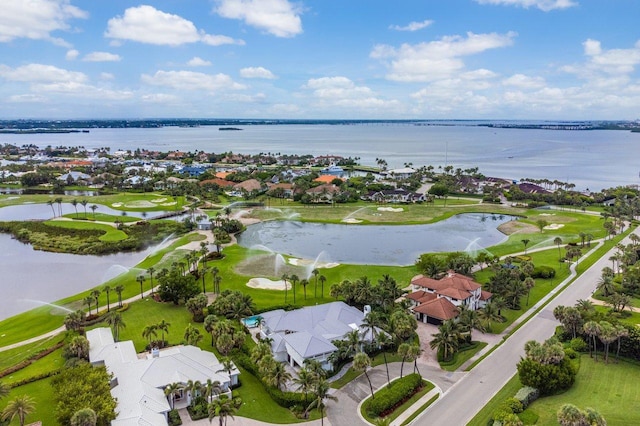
[215,0,302,38]
[502,73,546,89]
[141,70,246,92]
[82,52,122,62]
[371,31,516,82]
[187,57,212,67]
[30,81,134,100]
[0,0,87,45]
[65,49,79,60]
[105,5,244,46]
[142,93,179,103]
[100,72,115,80]
[8,94,48,103]
[240,66,276,79]
[389,20,433,32]
[0,63,87,83]
[303,76,399,110]
[474,0,577,12]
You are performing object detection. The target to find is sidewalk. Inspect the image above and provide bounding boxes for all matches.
[389,387,440,426]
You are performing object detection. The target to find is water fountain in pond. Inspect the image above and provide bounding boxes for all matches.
[342,206,368,222]
[304,251,331,279]
[19,299,73,313]
[463,238,494,258]
[249,244,287,276]
[527,238,556,252]
[148,233,175,255]
[102,265,145,282]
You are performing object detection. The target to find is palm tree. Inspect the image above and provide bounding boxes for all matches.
[557,403,585,426]
[81,199,88,218]
[64,310,86,331]
[376,331,392,385]
[90,289,101,315]
[305,378,337,426]
[157,319,171,345]
[142,324,158,346]
[201,266,210,294]
[208,395,242,426]
[293,367,314,405]
[397,342,410,378]
[68,335,90,360]
[264,362,291,390]
[312,268,320,298]
[615,324,629,362]
[290,274,299,304]
[114,284,125,308]
[71,199,79,218]
[147,267,156,296]
[83,295,94,315]
[457,305,485,342]
[102,285,112,312]
[319,275,327,298]
[477,301,502,332]
[55,197,63,216]
[408,344,422,376]
[430,320,460,362]
[1,395,35,426]
[136,274,146,299]
[583,321,601,360]
[281,273,289,304]
[71,407,97,426]
[521,238,530,255]
[598,321,616,364]
[204,379,222,402]
[301,279,309,300]
[353,352,374,399]
[90,204,98,219]
[597,274,615,297]
[106,312,126,342]
[524,276,535,306]
[186,379,203,406]
[164,382,181,410]
[214,275,222,295]
[47,200,56,217]
[204,315,218,346]
[554,237,563,260]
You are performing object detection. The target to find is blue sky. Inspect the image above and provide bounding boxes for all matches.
[0,0,639,119]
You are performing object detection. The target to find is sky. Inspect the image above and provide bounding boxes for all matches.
[0,0,639,120]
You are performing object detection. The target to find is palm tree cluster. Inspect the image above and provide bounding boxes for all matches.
[142,320,171,349]
[430,305,489,362]
[485,260,536,310]
[557,403,606,426]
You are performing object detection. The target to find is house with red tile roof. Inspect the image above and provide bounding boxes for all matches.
[409,271,491,325]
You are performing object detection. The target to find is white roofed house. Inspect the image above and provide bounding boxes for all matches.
[86,328,239,425]
[257,301,379,371]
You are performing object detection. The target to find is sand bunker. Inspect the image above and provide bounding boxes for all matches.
[539,213,556,216]
[151,198,167,203]
[111,202,123,207]
[288,258,340,269]
[124,200,156,208]
[6,196,20,200]
[544,223,565,230]
[342,218,363,223]
[377,207,404,212]
[247,277,290,290]
[161,202,177,206]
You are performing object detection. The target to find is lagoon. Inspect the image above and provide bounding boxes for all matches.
[237,213,511,266]
[0,233,152,321]
[1,124,638,191]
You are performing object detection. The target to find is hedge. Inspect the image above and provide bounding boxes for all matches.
[532,265,556,279]
[0,340,64,378]
[366,373,422,417]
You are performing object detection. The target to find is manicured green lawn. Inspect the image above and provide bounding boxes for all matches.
[3,348,64,386]
[526,356,640,425]
[0,336,62,372]
[62,212,140,223]
[440,341,487,371]
[0,376,57,425]
[45,220,128,241]
[0,192,187,212]
[468,373,523,426]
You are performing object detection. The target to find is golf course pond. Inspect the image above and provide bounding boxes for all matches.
[237,212,514,266]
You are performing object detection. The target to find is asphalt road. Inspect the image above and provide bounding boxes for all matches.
[413,228,639,426]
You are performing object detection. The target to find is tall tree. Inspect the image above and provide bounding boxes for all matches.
[208,395,242,426]
[430,320,460,362]
[312,268,320,298]
[147,267,156,296]
[102,285,112,312]
[114,285,125,308]
[156,319,170,345]
[554,237,563,260]
[106,312,126,342]
[70,408,97,426]
[305,378,337,426]
[1,395,35,426]
[353,352,374,399]
[136,274,146,299]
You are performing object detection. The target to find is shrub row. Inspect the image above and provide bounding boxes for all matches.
[0,340,64,378]
[513,386,539,409]
[532,265,556,279]
[168,409,182,426]
[8,369,61,388]
[366,373,422,417]
[491,387,540,425]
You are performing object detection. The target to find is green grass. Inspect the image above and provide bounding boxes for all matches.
[593,305,640,325]
[63,212,140,223]
[0,192,188,212]
[0,376,57,425]
[329,353,402,389]
[468,373,523,426]
[45,220,128,241]
[399,394,439,426]
[0,336,62,371]
[2,348,64,386]
[526,356,640,425]
[440,341,488,371]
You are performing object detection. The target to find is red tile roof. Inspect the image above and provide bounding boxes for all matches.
[200,178,235,188]
[480,290,493,301]
[412,298,459,321]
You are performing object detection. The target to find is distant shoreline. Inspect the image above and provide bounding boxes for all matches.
[0,119,638,132]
